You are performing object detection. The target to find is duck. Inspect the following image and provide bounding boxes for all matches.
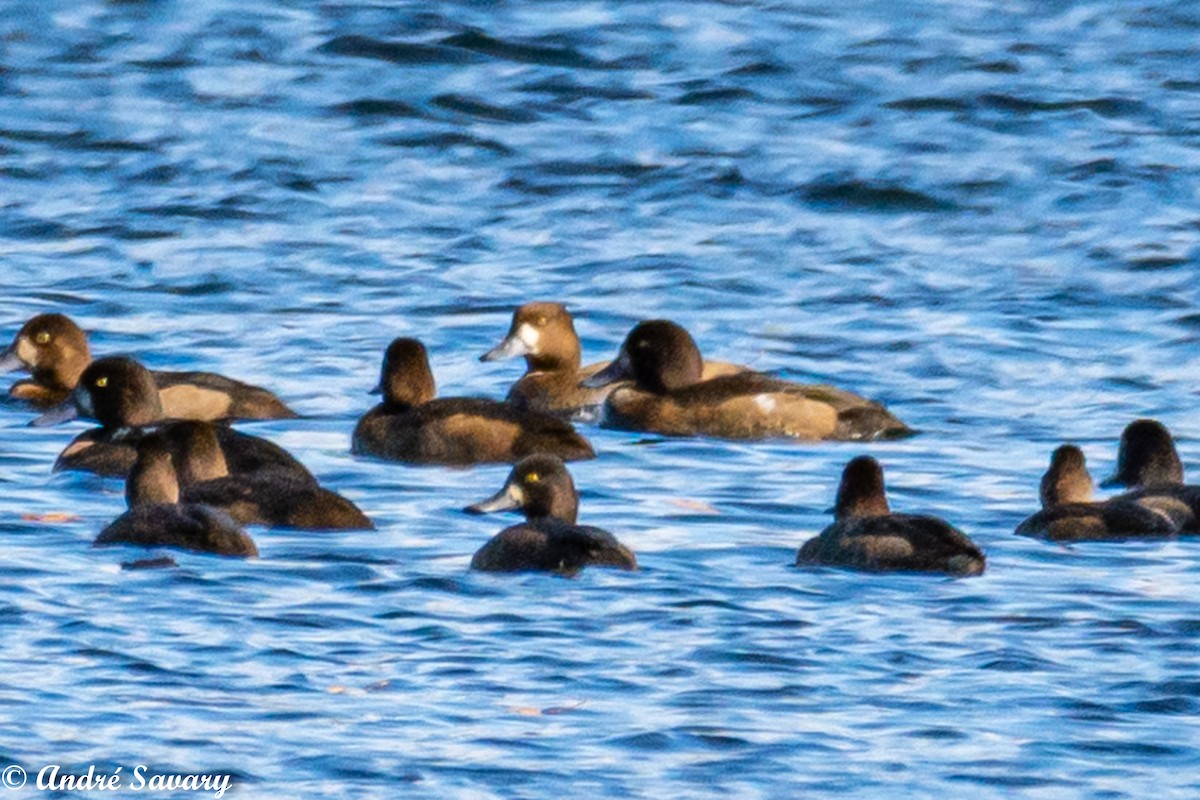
[480,301,746,419]
[352,338,595,466]
[1,312,296,419]
[94,433,258,558]
[464,453,636,574]
[44,356,315,480]
[582,319,911,441]
[1099,419,1200,531]
[796,455,985,575]
[154,421,373,530]
[1015,444,1178,541]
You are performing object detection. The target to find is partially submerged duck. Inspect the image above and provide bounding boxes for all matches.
[465,454,636,574]
[481,302,744,419]
[797,456,985,575]
[353,337,595,466]
[1015,444,1178,541]
[45,356,313,480]
[94,433,258,558]
[583,320,911,441]
[2,312,296,419]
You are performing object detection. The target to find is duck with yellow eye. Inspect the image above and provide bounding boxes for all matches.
[1,312,296,419]
[464,454,637,574]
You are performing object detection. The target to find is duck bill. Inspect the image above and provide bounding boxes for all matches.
[580,353,631,389]
[367,384,382,396]
[30,400,79,427]
[479,334,530,363]
[1098,474,1126,489]
[463,482,524,515]
[0,344,24,374]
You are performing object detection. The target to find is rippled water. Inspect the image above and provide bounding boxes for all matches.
[2,0,1200,797]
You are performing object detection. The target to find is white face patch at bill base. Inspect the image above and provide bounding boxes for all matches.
[755,394,777,413]
[516,323,541,352]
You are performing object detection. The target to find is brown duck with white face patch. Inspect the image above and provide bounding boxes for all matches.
[583,320,912,441]
[464,454,636,574]
[481,302,746,420]
[353,337,595,466]
[797,456,985,575]
[1015,444,1179,541]
[2,312,296,420]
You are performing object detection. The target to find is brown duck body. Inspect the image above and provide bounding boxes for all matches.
[797,456,985,575]
[96,504,258,557]
[465,454,636,574]
[182,470,373,530]
[355,337,594,465]
[584,320,910,441]
[94,433,258,558]
[2,313,295,419]
[1016,443,1182,541]
[483,302,746,419]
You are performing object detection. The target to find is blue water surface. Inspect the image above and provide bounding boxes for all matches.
[2,0,1199,797]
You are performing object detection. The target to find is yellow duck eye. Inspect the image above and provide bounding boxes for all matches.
[536,316,548,326]
[525,472,540,484]
[35,332,50,344]
[95,376,108,388]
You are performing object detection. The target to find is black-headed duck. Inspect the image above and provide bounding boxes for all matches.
[797,456,985,575]
[47,356,314,480]
[464,454,636,574]
[1015,444,1178,541]
[1100,419,1200,531]
[481,302,745,419]
[2,312,296,419]
[353,338,595,466]
[582,320,911,441]
[94,433,258,558]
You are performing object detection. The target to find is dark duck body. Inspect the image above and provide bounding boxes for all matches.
[1099,419,1200,531]
[1015,444,1178,541]
[465,454,636,574]
[48,356,314,481]
[797,456,985,575]
[353,338,595,466]
[94,433,258,558]
[2,312,296,419]
[481,302,745,420]
[583,320,911,441]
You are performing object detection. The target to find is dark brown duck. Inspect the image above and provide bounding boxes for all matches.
[797,456,985,575]
[47,356,314,480]
[94,433,258,558]
[1100,419,1200,531]
[1015,444,1178,541]
[1,312,296,419]
[465,454,636,574]
[353,337,595,466]
[583,320,911,441]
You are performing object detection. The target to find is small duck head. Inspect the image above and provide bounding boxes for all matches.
[480,302,581,372]
[464,453,580,524]
[1101,419,1184,489]
[833,455,891,519]
[582,319,704,394]
[372,338,436,410]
